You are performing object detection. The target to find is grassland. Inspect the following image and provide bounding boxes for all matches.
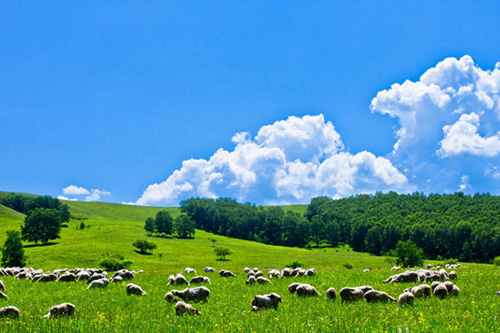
[0,198,499,331]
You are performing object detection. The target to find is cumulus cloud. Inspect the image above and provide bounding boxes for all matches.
[62,185,90,196]
[371,55,500,194]
[60,186,111,202]
[137,115,411,206]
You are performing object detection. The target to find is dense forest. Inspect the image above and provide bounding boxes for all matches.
[181,192,500,263]
[1,193,70,222]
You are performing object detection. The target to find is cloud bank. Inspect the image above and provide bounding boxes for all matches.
[59,185,111,202]
[137,55,500,206]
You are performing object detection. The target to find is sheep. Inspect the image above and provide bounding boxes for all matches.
[76,271,91,281]
[185,267,196,274]
[175,301,200,316]
[356,286,374,294]
[86,278,109,289]
[57,273,77,282]
[326,287,337,300]
[448,271,457,280]
[43,303,75,318]
[252,267,259,272]
[291,267,304,276]
[433,283,449,299]
[305,268,316,276]
[443,281,454,294]
[251,293,282,311]
[254,270,263,278]
[384,271,419,283]
[171,286,210,302]
[391,266,401,270]
[0,291,8,299]
[364,290,397,303]
[268,269,281,278]
[0,306,20,318]
[451,285,460,296]
[111,276,123,283]
[219,270,236,277]
[288,283,301,294]
[398,292,414,306]
[244,267,250,273]
[431,281,441,291]
[33,274,57,282]
[87,273,107,284]
[296,284,321,297]
[112,270,134,281]
[164,291,178,303]
[363,268,371,272]
[247,271,255,278]
[405,284,431,298]
[246,276,256,285]
[204,267,215,273]
[426,264,433,269]
[281,268,292,277]
[167,274,176,286]
[0,281,5,291]
[189,276,211,285]
[256,276,273,285]
[175,273,190,285]
[339,287,365,304]
[126,283,147,296]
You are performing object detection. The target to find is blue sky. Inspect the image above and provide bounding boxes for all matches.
[2,2,500,205]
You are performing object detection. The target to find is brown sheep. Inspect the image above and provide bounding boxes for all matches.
[405,284,431,298]
[433,283,448,299]
[448,271,457,280]
[171,286,210,302]
[296,284,321,297]
[256,276,273,285]
[126,283,147,296]
[43,303,75,318]
[219,270,236,277]
[175,301,200,315]
[0,306,20,318]
[189,276,211,285]
[164,292,178,303]
[326,287,336,300]
[398,292,414,306]
[443,281,454,294]
[34,274,57,282]
[57,273,77,282]
[339,287,364,304]
[251,293,282,311]
[364,290,397,303]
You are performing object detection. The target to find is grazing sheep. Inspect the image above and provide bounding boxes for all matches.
[451,285,460,296]
[254,271,263,278]
[426,264,433,269]
[433,283,449,299]
[112,270,134,281]
[246,276,256,285]
[86,278,109,289]
[268,269,280,278]
[288,283,301,294]
[256,276,273,285]
[219,270,236,277]
[172,286,210,302]
[252,267,259,272]
[281,268,292,277]
[34,274,58,282]
[405,284,431,298]
[339,287,365,304]
[326,287,336,300]
[384,271,419,283]
[305,268,316,276]
[356,286,374,294]
[0,306,20,318]
[167,275,176,286]
[189,276,211,285]
[57,273,77,282]
[398,292,414,306]
[43,303,75,318]
[247,271,255,278]
[296,284,321,297]
[76,271,91,281]
[175,274,190,285]
[443,281,454,294]
[363,268,371,272]
[431,281,441,291]
[164,292,177,303]
[111,276,123,283]
[244,267,250,273]
[185,268,196,274]
[292,268,306,277]
[251,293,282,311]
[175,301,200,316]
[364,290,397,303]
[391,266,401,270]
[204,267,215,273]
[0,291,8,299]
[0,281,5,291]
[87,273,107,284]
[126,283,147,296]
[448,271,457,280]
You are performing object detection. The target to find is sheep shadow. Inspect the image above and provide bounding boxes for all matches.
[24,242,57,248]
[133,250,154,255]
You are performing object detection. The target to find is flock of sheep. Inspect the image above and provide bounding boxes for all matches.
[0,263,466,318]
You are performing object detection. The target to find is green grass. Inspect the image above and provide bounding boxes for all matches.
[0,196,499,331]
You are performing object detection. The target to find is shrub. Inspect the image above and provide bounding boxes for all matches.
[492,256,500,266]
[133,239,157,254]
[214,246,232,261]
[343,262,353,269]
[1,230,26,267]
[100,255,133,271]
[287,261,303,269]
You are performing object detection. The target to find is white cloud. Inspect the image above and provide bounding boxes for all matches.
[137,115,411,206]
[371,55,500,193]
[57,195,77,201]
[85,189,111,202]
[62,185,90,196]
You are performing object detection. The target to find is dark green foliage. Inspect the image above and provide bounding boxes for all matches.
[79,221,86,229]
[133,239,157,254]
[287,261,303,269]
[1,193,70,222]
[174,214,195,238]
[1,230,26,267]
[154,210,173,235]
[21,208,61,245]
[144,217,155,234]
[393,240,424,268]
[214,246,232,261]
[343,262,353,269]
[100,254,133,271]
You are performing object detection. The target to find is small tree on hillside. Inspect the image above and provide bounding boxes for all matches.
[394,240,424,267]
[21,208,61,245]
[174,214,195,239]
[155,210,174,235]
[144,217,155,234]
[133,239,157,254]
[214,246,232,261]
[1,230,26,267]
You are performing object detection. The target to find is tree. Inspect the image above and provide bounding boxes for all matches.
[144,217,155,234]
[1,230,26,267]
[174,214,195,239]
[21,208,61,245]
[155,210,174,235]
[133,239,157,254]
[214,246,232,261]
[394,240,424,267]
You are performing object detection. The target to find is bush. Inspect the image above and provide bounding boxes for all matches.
[343,262,353,269]
[1,230,26,267]
[492,256,500,266]
[394,240,424,268]
[214,246,232,261]
[100,255,133,271]
[287,261,303,269]
[133,239,157,254]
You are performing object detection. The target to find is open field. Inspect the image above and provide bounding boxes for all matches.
[0,197,499,331]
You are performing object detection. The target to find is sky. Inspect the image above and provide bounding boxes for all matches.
[2,2,500,206]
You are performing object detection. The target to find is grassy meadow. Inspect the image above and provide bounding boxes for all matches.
[0,197,499,331]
